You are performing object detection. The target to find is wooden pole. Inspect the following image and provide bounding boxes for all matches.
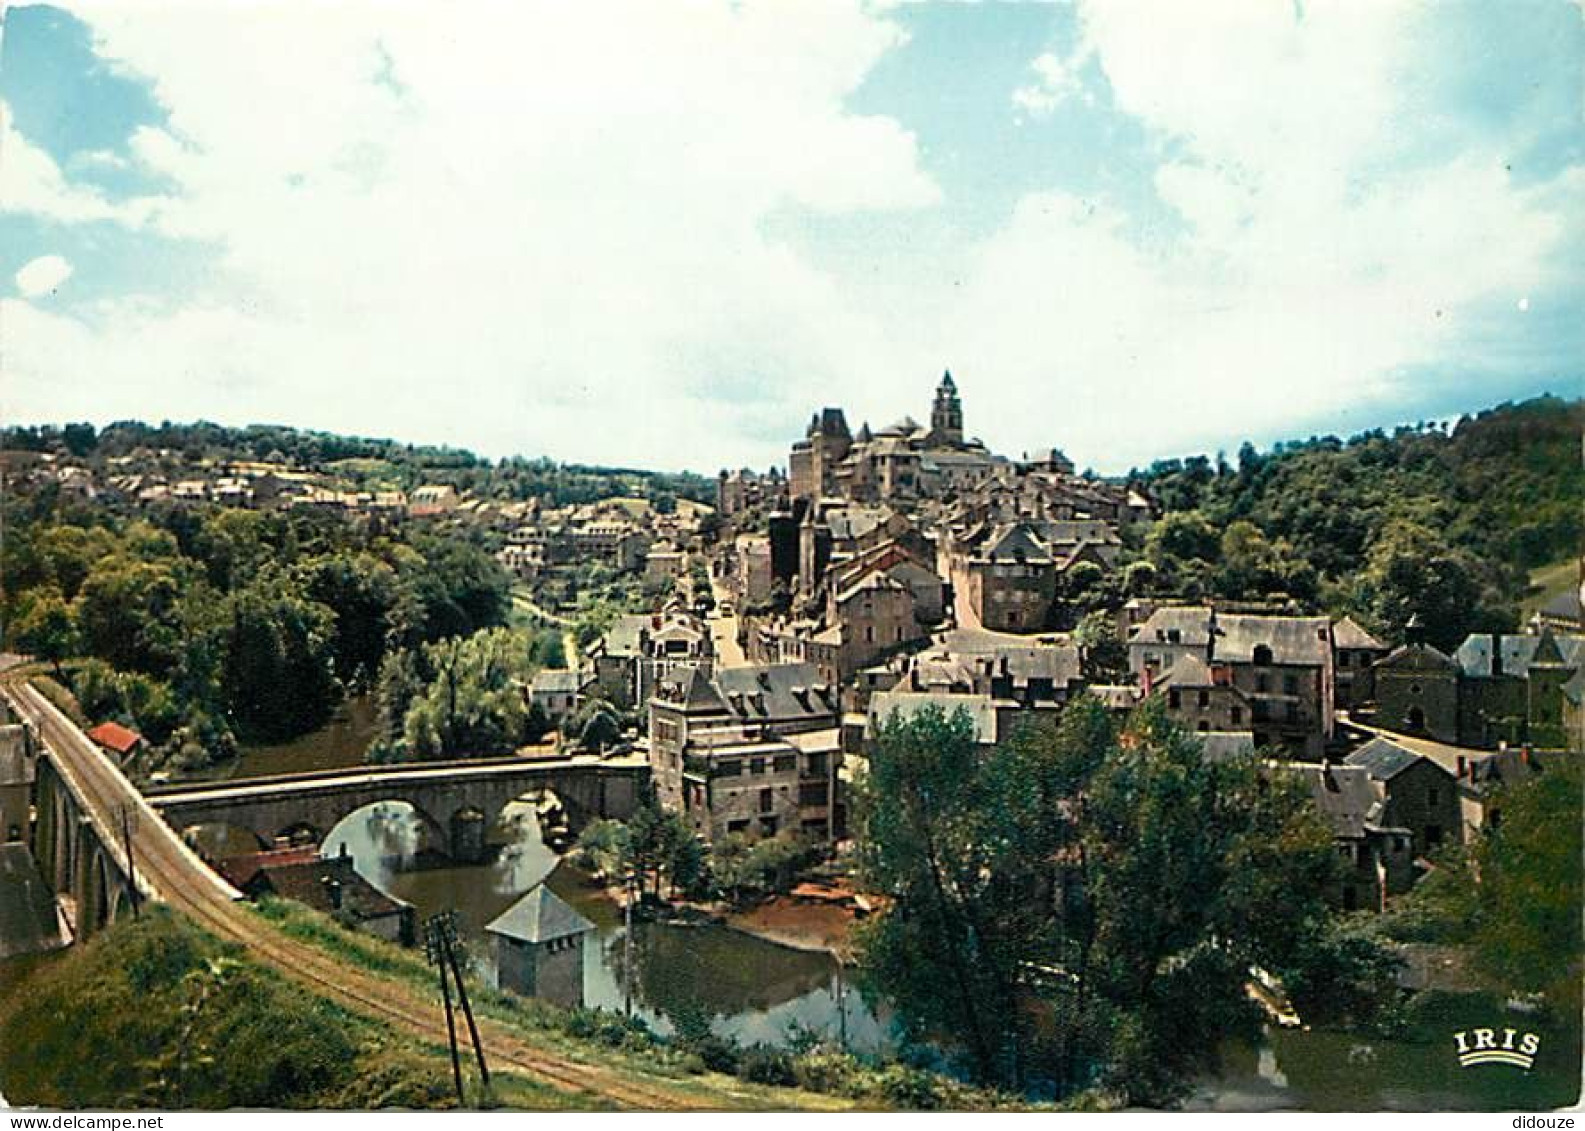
[438,950,465,1105]
[444,934,490,1088]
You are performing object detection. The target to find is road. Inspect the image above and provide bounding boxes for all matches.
[1,680,794,1110]
[707,570,749,668]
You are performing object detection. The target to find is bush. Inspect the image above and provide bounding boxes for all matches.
[738,1044,797,1087]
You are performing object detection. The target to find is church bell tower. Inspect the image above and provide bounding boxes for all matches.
[930,369,963,447]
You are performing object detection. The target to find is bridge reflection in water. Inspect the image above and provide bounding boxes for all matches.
[270,800,894,1055]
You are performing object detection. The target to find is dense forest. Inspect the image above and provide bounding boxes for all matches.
[1124,395,1582,650]
[0,418,718,508]
[1,493,513,771]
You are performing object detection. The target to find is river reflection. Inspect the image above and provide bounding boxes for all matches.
[321,801,891,1054]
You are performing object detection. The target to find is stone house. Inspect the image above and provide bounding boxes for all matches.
[962,523,1058,632]
[1372,631,1463,744]
[227,846,416,946]
[1344,737,1463,855]
[1331,616,1389,708]
[1152,654,1253,736]
[487,884,594,1009]
[1451,629,1585,749]
[648,663,841,842]
[1129,606,1334,757]
[644,543,686,586]
[1295,764,1415,912]
[589,612,713,710]
[528,668,588,726]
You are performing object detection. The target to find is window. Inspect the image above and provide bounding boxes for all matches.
[773,754,796,774]
[1198,689,1210,709]
[1168,689,1181,709]
[1253,644,1273,665]
[750,757,766,775]
[799,782,829,806]
[1427,787,1439,806]
[759,787,774,813]
[717,759,742,778]
[1283,674,1299,696]
[1338,652,1351,668]
[728,819,750,834]
[1256,673,1271,693]
[1284,702,1298,723]
[1197,721,1210,732]
[1231,706,1243,725]
[806,752,829,776]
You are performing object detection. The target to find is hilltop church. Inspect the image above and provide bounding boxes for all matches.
[788,371,1003,503]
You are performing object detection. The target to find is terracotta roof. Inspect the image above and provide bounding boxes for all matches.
[87,721,143,755]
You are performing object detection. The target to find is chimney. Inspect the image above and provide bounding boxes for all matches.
[322,875,343,911]
[1456,755,1466,779]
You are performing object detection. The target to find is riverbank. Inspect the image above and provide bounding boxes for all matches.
[725,897,858,960]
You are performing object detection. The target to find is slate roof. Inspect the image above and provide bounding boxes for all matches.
[1298,765,1399,839]
[246,854,411,922]
[1378,641,1459,672]
[713,662,837,721]
[834,571,910,607]
[1453,632,1585,679]
[1332,616,1387,652]
[1214,612,1332,665]
[530,669,585,695]
[1345,736,1451,782]
[1132,606,1332,665]
[979,523,1054,565]
[487,884,594,945]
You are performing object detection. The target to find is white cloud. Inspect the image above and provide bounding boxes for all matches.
[6,0,938,470]
[1011,48,1093,118]
[14,255,74,297]
[958,0,1584,468]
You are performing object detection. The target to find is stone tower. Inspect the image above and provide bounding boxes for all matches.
[930,370,963,447]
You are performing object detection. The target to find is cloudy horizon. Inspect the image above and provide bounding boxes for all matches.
[3,1,1581,475]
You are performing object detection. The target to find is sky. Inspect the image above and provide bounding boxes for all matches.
[2,1,1581,474]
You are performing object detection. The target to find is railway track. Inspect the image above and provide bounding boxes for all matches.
[5,681,759,1111]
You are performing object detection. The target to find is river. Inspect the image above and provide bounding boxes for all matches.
[158,705,1579,1110]
[318,799,892,1055]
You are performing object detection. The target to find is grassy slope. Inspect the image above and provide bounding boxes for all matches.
[0,908,583,1110]
[1523,557,1579,621]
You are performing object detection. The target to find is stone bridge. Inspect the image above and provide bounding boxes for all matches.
[145,755,650,862]
[31,752,145,939]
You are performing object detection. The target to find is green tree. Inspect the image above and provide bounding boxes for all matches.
[10,587,79,678]
[1467,761,1582,1011]
[855,700,1342,1103]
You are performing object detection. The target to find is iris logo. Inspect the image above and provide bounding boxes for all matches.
[1453,1027,1541,1069]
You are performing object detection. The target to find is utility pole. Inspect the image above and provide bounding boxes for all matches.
[441,926,490,1089]
[119,804,140,919]
[423,914,466,1106]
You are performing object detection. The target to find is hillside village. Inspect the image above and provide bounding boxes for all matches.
[6,382,1582,922]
